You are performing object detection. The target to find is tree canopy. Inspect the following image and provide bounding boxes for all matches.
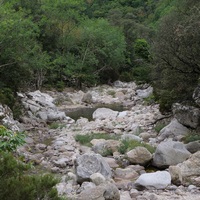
[0,0,199,113]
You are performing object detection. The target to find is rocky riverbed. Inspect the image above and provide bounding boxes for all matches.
[1,81,200,200]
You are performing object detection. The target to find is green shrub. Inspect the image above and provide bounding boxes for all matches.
[0,125,25,152]
[0,152,63,200]
[118,139,155,154]
[143,94,156,105]
[49,122,60,129]
[56,81,65,92]
[75,132,120,147]
[0,88,15,109]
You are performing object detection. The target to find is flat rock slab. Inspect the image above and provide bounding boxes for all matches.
[134,171,171,189]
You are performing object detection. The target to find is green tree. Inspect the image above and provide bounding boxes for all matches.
[64,18,126,87]
[152,0,200,112]
[0,2,49,90]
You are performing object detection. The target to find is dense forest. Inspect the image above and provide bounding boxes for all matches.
[0,0,200,113]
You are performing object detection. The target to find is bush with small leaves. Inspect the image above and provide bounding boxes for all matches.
[0,152,64,200]
[0,125,25,152]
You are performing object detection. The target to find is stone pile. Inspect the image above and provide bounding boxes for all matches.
[1,81,200,199]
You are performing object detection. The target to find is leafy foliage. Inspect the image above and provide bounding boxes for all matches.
[1,0,199,114]
[152,0,200,112]
[0,152,63,200]
[0,125,25,152]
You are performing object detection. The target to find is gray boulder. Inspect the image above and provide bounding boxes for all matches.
[134,171,171,190]
[169,151,200,186]
[82,92,93,104]
[126,147,152,165]
[185,141,200,153]
[153,140,191,168]
[158,118,189,141]
[75,153,112,183]
[172,103,200,128]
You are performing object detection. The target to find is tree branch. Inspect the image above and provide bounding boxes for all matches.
[0,62,16,68]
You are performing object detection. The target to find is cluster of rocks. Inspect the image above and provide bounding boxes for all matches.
[1,81,200,199]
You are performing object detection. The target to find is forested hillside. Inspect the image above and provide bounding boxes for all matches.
[0,0,199,113]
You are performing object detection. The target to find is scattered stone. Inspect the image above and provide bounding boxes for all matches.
[11,82,200,199]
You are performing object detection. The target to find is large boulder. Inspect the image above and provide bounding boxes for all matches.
[126,147,152,165]
[172,103,200,128]
[158,118,189,141]
[134,171,171,190]
[92,108,119,120]
[75,153,112,183]
[153,140,191,168]
[169,151,200,186]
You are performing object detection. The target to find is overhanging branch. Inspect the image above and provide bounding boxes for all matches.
[0,62,16,68]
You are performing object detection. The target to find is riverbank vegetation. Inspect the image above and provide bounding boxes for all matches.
[0,0,199,113]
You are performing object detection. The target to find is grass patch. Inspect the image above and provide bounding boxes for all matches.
[75,132,120,147]
[49,122,66,130]
[118,139,156,154]
[182,132,200,143]
[154,122,166,133]
[143,94,156,105]
[107,90,116,97]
